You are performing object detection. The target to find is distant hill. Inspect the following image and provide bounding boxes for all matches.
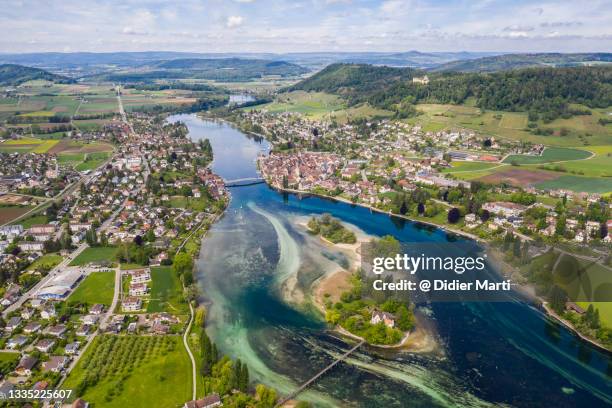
[0,64,73,86]
[93,58,309,83]
[155,57,307,75]
[289,63,612,120]
[432,53,612,72]
[0,51,499,71]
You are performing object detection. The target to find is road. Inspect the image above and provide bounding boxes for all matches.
[183,302,197,401]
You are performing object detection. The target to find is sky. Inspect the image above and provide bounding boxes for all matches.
[0,0,610,53]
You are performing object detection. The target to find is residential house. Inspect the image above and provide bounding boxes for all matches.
[23,322,42,334]
[122,297,142,312]
[45,324,67,337]
[35,339,56,353]
[42,356,69,372]
[371,311,396,328]
[15,355,38,376]
[184,394,222,408]
[5,316,22,332]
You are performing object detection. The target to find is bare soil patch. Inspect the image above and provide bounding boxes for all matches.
[0,206,31,224]
[478,168,559,186]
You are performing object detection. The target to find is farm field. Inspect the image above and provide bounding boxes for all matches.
[503,147,592,164]
[406,103,612,147]
[68,271,115,306]
[0,205,33,224]
[475,166,612,193]
[0,137,58,153]
[552,145,612,177]
[75,152,111,171]
[442,161,501,173]
[121,89,196,112]
[535,175,612,194]
[253,91,394,122]
[147,266,188,315]
[254,91,345,117]
[62,335,191,408]
[69,247,118,266]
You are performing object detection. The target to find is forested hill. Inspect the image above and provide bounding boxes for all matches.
[432,53,612,73]
[290,63,612,120]
[288,63,419,104]
[0,64,74,86]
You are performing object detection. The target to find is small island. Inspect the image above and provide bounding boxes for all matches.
[324,272,416,345]
[307,213,357,244]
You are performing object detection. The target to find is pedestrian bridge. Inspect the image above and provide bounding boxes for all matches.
[223,177,266,187]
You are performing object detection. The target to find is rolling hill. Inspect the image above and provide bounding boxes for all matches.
[0,64,74,86]
[287,63,420,105]
[432,53,612,72]
[288,63,612,120]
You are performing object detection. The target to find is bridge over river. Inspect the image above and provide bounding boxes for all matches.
[224,177,266,187]
[274,340,365,407]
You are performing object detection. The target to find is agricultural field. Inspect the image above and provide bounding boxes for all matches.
[68,271,115,306]
[121,88,196,112]
[0,137,58,153]
[553,145,612,177]
[252,91,345,117]
[406,103,612,147]
[442,161,501,173]
[75,152,111,171]
[69,247,118,266]
[62,335,191,408]
[54,141,113,170]
[535,175,612,194]
[470,164,612,193]
[0,205,33,224]
[253,91,394,122]
[478,167,560,186]
[503,147,592,165]
[147,266,188,315]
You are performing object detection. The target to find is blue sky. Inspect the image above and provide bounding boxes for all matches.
[0,0,610,53]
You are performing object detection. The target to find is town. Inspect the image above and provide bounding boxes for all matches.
[0,105,232,407]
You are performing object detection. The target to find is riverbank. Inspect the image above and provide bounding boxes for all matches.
[271,184,485,244]
[488,247,612,354]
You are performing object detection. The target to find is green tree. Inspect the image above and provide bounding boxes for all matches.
[173,252,193,276]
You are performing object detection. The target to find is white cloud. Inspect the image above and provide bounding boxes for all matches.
[122,26,148,35]
[226,15,244,28]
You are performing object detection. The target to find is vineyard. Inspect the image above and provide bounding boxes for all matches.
[63,335,191,407]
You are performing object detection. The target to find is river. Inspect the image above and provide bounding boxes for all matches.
[167,113,612,407]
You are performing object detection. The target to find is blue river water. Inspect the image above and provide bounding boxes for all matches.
[168,113,612,408]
